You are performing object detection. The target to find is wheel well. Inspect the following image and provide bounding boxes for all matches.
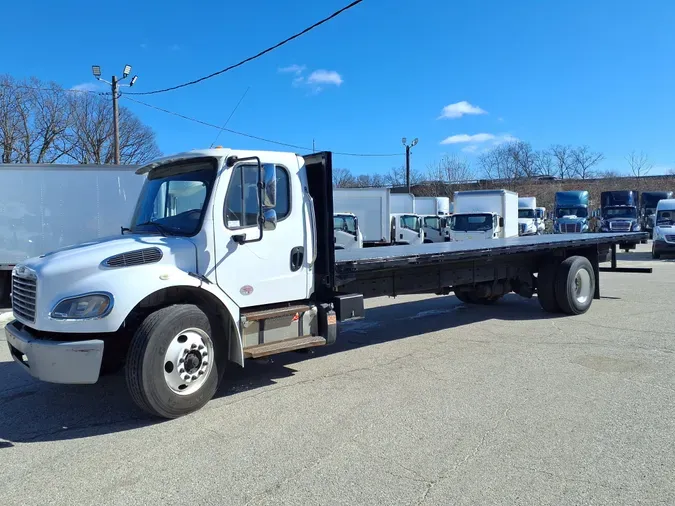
[125,286,238,365]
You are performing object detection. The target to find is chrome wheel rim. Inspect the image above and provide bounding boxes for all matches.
[163,328,213,395]
[574,268,592,305]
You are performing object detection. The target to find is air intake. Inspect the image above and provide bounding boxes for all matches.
[104,248,163,268]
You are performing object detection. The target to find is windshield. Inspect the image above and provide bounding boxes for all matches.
[518,209,536,219]
[400,215,421,231]
[424,216,441,230]
[603,206,636,219]
[334,215,357,235]
[131,160,216,236]
[451,213,493,232]
[556,207,588,218]
[645,207,656,216]
[657,210,675,225]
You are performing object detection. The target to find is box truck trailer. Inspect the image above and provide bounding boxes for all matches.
[5,148,649,418]
[0,164,145,301]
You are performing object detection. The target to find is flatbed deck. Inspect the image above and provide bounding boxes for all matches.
[335,232,645,270]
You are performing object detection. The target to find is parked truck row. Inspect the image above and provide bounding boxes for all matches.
[5,148,649,419]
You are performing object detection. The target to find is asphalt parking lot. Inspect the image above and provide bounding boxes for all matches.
[1,243,674,506]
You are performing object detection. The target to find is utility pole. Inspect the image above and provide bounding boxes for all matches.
[91,65,138,164]
[401,137,419,193]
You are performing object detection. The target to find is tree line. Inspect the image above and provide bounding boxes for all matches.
[334,141,668,189]
[0,75,161,165]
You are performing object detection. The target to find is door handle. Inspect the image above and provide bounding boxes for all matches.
[290,246,304,272]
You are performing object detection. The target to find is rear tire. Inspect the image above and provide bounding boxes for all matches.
[126,304,223,419]
[554,256,595,315]
[537,261,560,313]
[454,289,472,304]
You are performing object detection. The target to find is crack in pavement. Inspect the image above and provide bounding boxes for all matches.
[512,465,625,492]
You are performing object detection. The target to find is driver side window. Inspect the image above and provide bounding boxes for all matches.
[224,164,291,229]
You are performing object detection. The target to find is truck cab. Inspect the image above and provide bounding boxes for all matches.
[652,199,675,258]
[450,190,518,242]
[640,191,673,239]
[554,191,590,234]
[333,212,362,250]
[421,214,449,243]
[518,197,539,236]
[450,212,502,241]
[390,213,424,245]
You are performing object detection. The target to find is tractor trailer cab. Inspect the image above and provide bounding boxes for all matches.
[598,191,640,252]
[518,197,539,236]
[554,191,590,234]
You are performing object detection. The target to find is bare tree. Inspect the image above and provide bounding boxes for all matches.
[386,165,422,187]
[507,141,539,178]
[598,169,621,178]
[548,144,576,179]
[533,148,555,177]
[626,150,652,178]
[570,145,603,179]
[332,167,355,188]
[425,154,473,195]
[0,74,161,165]
[478,144,518,182]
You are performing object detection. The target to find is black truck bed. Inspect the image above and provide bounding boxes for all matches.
[335,232,646,275]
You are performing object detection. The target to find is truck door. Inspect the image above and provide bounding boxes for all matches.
[214,156,309,308]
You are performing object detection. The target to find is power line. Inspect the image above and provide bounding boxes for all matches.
[125,0,364,96]
[210,86,250,148]
[0,82,104,95]
[122,95,402,157]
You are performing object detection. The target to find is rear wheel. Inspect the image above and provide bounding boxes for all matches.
[126,304,223,419]
[454,289,502,304]
[554,256,595,315]
[537,261,560,313]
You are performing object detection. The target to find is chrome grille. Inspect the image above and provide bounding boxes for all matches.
[609,221,631,231]
[12,272,37,323]
[104,247,163,268]
[562,223,580,233]
[665,235,675,243]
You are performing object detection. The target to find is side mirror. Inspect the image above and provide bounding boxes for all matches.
[261,163,276,208]
[499,217,504,228]
[262,209,277,231]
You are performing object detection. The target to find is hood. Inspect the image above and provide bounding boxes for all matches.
[21,234,198,280]
[557,216,586,223]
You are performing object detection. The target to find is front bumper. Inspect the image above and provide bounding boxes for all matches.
[5,320,104,384]
[654,240,675,254]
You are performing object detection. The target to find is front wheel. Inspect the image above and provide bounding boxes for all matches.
[126,304,223,419]
[554,256,595,315]
[652,245,660,259]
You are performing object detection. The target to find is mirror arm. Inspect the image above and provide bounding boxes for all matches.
[230,156,265,246]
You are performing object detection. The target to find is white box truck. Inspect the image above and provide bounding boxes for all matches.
[450,190,518,241]
[416,197,451,243]
[3,148,648,419]
[390,193,415,214]
[518,197,539,236]
[0,164,145,301]
[415,197,451,216]
[333,212,363,250]
[333,188,423,246]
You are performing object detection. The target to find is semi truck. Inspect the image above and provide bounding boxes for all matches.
[0,164,145,302]
[640,191,673,238]
[450,190,518,241]
[5,148,648,419]
[535,207,546,234]
[518,197,539,236]
[598,191,641,252]
[333,213,363,250]
[554,191,590,234]
[333,188,423,246]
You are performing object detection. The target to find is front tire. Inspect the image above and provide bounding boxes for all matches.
[652,245,660,259]
[554,256,595,315]
[126,305,223,419]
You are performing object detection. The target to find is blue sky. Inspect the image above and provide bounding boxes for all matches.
[3,0,675,177]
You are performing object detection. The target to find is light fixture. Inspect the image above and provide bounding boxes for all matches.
[123,64,132,78]
[401,137,407,146]
[92,65,102,78]
[130,75,138,86]
[411,138,419,147]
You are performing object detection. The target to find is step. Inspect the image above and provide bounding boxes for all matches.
[241,304,312,322]
[243,335,326,359]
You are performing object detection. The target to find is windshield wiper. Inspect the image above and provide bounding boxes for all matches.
[134,221,171,236]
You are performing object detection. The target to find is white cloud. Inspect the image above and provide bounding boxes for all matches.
[140,43,148,49]
[438,101,487,119]
[441,133,496,145]
[70,82,103,93]
[441,133,518,154]
[278,64,306,75]
[306,70,343,86]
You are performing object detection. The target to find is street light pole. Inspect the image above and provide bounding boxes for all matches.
[111,75,120,164]
[401,137,419,194]
[92,65,138,164]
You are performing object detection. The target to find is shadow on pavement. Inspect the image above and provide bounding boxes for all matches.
[0,293,560,445]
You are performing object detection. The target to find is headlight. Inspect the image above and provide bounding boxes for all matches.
[633,223,641,231]
[50,293,113,320]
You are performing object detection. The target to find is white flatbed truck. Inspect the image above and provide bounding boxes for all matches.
[5,148,650,418]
